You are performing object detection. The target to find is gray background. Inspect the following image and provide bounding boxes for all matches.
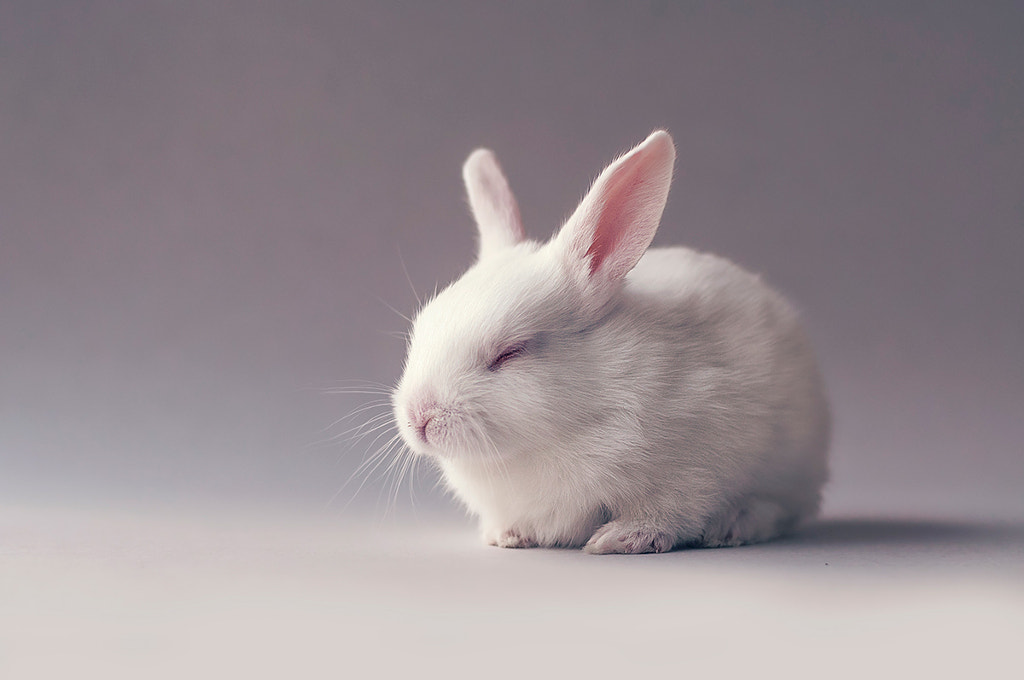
[2,0,1022,521]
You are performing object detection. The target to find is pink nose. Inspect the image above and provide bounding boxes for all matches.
[408,397,439,445]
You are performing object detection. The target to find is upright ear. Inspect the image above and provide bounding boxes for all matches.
[463,148,525,260]
[554,130,675,299]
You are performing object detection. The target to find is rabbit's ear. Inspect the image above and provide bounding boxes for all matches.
[463,149,525,260]
[555,131,675,294]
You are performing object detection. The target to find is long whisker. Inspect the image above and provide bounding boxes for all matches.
[315,400,390,433]
[302,399,394,451]
[377,443,413,516]
[375,295,413,324]
[397,244,422,309]
[291,380,391,396]
[325,378,395,388]
[407,454,425,519]
[337,430,398,492]
[321,388,394,396]
[324,415,395,448]
[390,447,417,516]
[333,429,404,509]
[317,379,395,394]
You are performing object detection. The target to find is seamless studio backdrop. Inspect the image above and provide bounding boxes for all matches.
[3,3,1023,525]
[3,3,1023,676]
[4,1,1021,522]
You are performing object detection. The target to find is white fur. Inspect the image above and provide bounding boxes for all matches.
[393,131,829,554]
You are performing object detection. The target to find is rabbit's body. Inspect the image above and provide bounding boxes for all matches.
[394,132,829,553]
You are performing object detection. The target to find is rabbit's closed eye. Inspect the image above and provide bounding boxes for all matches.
[487,343,527,372]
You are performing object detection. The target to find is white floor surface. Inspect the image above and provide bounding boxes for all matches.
[1,502,1021,679]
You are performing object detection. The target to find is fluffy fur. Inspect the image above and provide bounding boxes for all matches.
[392,131,829,554]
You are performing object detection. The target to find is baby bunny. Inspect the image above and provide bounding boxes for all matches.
[393,131,829,553]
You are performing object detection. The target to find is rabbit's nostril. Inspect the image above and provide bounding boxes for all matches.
[416,415,433,443]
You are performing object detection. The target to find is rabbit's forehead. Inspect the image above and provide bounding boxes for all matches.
[416,268,541,341]
[410,252,563,359]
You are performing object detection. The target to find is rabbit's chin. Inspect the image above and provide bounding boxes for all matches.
[435,445,518,466]
[403,436,515,465]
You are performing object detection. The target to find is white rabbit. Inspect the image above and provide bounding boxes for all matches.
[392,131,829,553]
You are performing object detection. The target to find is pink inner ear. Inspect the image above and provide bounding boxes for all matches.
[556,130,675,285]
[583,162,648,277]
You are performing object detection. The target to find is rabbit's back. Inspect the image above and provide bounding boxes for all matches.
[616,246,830,534]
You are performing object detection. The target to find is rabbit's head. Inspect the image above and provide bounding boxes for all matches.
[393,131,675,463]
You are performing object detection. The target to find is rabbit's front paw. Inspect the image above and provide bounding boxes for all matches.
[485,527,539,549]
[584,520,675,554]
